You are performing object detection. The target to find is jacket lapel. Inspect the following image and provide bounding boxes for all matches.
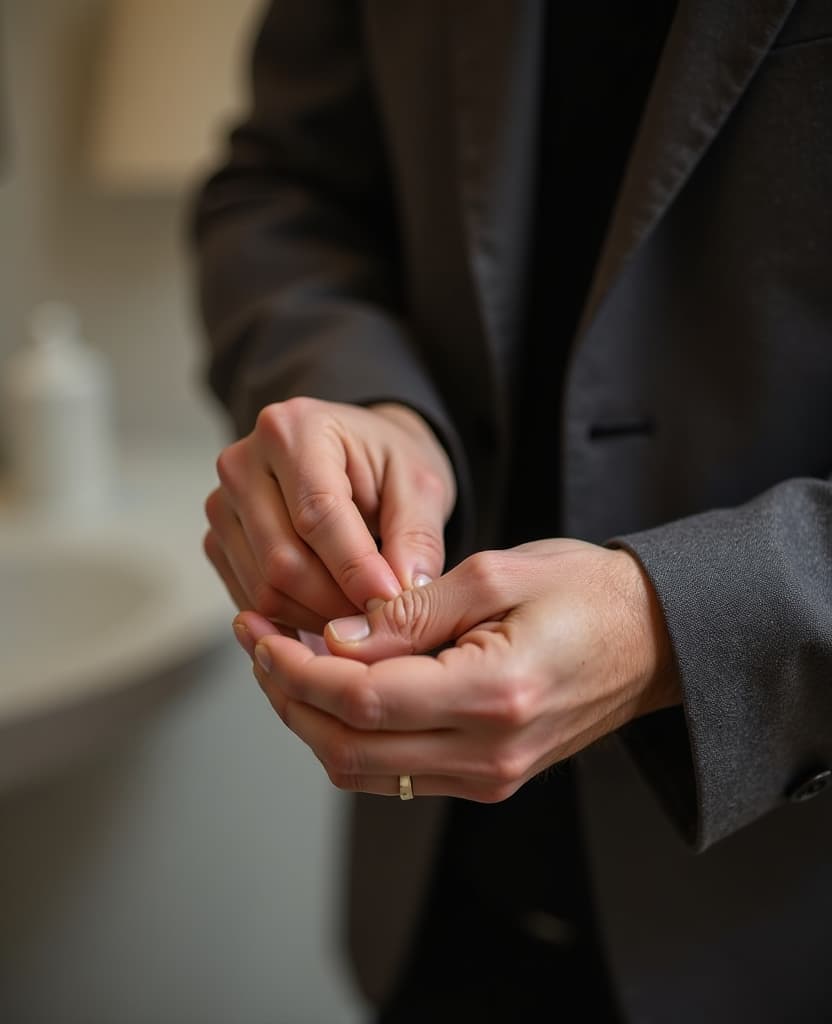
[448,0,799,360]
[580,0,798,332]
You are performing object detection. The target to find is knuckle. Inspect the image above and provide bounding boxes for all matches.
[254,403,290,447]
[326,770,360,792]
[411,465,448,502]
[482,779,522,804]
[465,549,498,581]
[292,489,342,540]
[492,674,537,729]
[261,542,305,590]
[489,744,527,787]
[397,525,444,564]
[203,489,225,528]
[340,685,384,730]
[335,549,380,593]
[256,397,317,445]
[463,550,505,603]
[281,395,318,419]
[250,579,281,618]
[202,529,220,563]
[215,441,244,489]
[321,733,361,776]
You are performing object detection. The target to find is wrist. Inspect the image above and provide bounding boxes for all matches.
[608,547,681,718]
[370,401,457,500]
[369,401,434,440]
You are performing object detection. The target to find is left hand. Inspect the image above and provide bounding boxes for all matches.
[235,540,681,801]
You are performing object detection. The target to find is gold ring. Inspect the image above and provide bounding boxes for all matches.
[399,774,414,801]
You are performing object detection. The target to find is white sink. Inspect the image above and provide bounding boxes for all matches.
[4,548,156,648]
[0,445,232,790]
[0,534,174,720]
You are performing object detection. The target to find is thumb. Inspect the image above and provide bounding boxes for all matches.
[324,553,511,662]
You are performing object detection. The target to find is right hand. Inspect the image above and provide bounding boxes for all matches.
[203,398,456,633]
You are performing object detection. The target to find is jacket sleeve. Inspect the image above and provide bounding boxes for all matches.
[190,0,474,556]
[609,472,832,851]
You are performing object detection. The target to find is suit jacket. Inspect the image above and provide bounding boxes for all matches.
[193,2,832,1019]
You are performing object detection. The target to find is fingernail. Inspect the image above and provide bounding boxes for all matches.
[328,614,370,643]
[233,621,253,656]
[365,598,385,612]
[254,643,272,673]
[412,574,432,588]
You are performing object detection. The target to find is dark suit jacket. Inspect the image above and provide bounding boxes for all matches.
[193,2,832,1019]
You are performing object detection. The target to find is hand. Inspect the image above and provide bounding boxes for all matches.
[203,398,456,632]
[239,539,681,801]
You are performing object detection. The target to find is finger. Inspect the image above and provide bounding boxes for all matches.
[324,550,523,662]
[252,628,513,732]
[377,456,447,589]
[203,529,249,611]
[321,773,520,802]
[232,610,287,658]
[231,464,360,620]
[206,486,265,609]
[207,489,330,632]
[251,661,525,800]
[261,410,401,610]
[262,687,464,775]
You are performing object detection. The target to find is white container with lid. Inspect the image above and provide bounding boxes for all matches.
[2,302,115,518]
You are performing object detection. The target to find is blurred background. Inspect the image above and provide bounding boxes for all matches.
[0,2,366,1020]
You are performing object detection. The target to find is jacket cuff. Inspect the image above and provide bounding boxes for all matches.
[609,477,832,851]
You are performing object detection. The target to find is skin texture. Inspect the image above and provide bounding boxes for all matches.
[204,398,456,632]
[207,399,680,801]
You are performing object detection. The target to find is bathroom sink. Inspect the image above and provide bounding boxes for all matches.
[0,444,232,790]
[0,534,172,721]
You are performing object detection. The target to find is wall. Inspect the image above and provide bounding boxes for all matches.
[0,3,366,1021]
[0,0,224,444]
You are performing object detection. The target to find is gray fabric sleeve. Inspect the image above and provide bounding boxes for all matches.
[610,474,832,851]
[189,0,474,560]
